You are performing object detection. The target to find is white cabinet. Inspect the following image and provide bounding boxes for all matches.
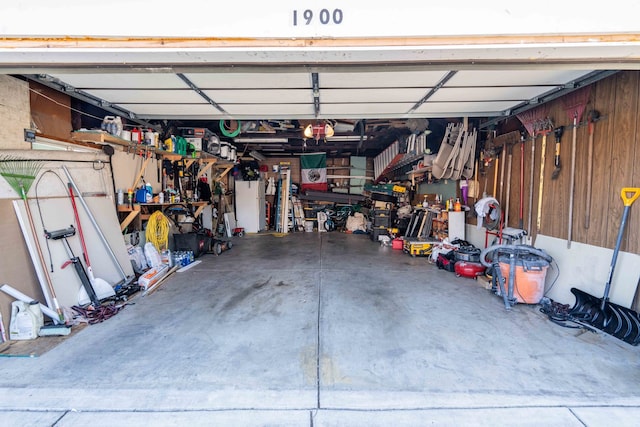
[447,211,466,241]
[235,180,266,233]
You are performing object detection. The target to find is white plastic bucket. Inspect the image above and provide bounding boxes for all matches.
[317,212,328,232]
[304,221,314,232]
[220,142,230,160]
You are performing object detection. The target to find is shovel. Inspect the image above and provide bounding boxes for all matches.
[67,183,115,305]
[569,187,640,345]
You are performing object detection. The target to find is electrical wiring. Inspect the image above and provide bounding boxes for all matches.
[145,210,170,251]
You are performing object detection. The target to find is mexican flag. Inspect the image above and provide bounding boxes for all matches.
[300,153,327,192]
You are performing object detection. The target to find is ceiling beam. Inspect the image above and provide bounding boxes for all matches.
[176,73,228,115]
[407,71,458,114]
[311,72,320,117]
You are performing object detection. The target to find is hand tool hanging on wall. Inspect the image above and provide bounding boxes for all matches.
[498,144,506,203]
[562,85,591,248]
[536,118,554,234]
[492,150,499,199]
[584,110,602,229]
[551,126,565,180]
[516,104,549,244]
[518,133,526,229]
[568,188,640,345]
[504,143,513,226]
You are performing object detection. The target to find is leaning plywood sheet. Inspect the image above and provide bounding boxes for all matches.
[13,196,133,308]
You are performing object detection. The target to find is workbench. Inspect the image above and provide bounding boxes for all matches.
[118,201,209,232]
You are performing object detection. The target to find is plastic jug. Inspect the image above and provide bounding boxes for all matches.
[9,301,38,340]
[28,301,44,330]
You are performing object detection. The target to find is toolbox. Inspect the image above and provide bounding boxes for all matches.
[403,240,434,256]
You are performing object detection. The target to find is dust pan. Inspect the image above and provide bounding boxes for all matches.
[569,187,640,345]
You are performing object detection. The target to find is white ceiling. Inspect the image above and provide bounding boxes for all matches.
[44,68,593,121]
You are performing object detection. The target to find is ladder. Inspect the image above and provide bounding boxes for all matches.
[276,169,292,233]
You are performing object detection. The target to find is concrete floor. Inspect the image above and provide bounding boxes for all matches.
[1,232,640,426]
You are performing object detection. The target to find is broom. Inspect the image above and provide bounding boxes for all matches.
[0,155,65,322]
[516,104,549,244]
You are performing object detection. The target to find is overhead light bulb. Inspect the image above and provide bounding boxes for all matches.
[303,124,313,139]
[324,124,334,138]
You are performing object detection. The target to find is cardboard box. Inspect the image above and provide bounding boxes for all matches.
[184,137,202,151]
[179,127,208,138]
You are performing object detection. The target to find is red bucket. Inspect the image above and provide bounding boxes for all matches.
[392,238,403,250]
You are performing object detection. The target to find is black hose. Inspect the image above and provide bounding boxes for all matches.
[480,243,552,268]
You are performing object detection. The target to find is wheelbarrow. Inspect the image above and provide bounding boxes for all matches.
[569,187,640,345]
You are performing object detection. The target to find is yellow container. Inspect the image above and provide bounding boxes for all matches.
[403,240,433,256]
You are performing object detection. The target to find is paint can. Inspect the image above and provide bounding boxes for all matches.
[121,130,131,141]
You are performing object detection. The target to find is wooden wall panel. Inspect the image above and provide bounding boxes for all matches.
[564,92,593,247]
[607,72,638,252]
[29,81,73,140]
[506,139,525,230]
[492,71,640,254]
[587,75,618,248]
[543,100,576,240]
[628,80,640,254]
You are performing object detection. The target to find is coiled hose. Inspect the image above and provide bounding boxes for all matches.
[146,211,171,251]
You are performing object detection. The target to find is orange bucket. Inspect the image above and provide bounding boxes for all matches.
[498,257,549,304]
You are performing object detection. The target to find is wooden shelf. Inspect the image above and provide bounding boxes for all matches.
[118,201,210,231]
[72,130,136,147]
[117,204,140,232]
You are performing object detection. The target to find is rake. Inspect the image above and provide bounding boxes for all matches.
[561,85,591,248]
[517,104,549,244]
[0,155,64,322]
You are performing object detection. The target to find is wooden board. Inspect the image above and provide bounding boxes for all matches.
[0,200,43,341]
[488,71,640,254]
[14,196,134,308]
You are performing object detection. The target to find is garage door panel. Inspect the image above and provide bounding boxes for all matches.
[321,102,414,116]
[116,103,219,116]
[222,103,316,116]
[414,101,514,115]
[319,71,448,88]
[85,89,203,104]
[48,73,188,89]
[322,88,427,103]
[447,70,592,87]
[429,86,557,102]
[203,89,311,103]
[184,72,311,89]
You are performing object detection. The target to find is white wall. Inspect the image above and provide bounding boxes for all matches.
[465,224,640,308]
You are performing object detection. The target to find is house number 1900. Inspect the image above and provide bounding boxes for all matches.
[292,9,343,26]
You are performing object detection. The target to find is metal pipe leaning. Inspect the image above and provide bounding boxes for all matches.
[61,165,131,284]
